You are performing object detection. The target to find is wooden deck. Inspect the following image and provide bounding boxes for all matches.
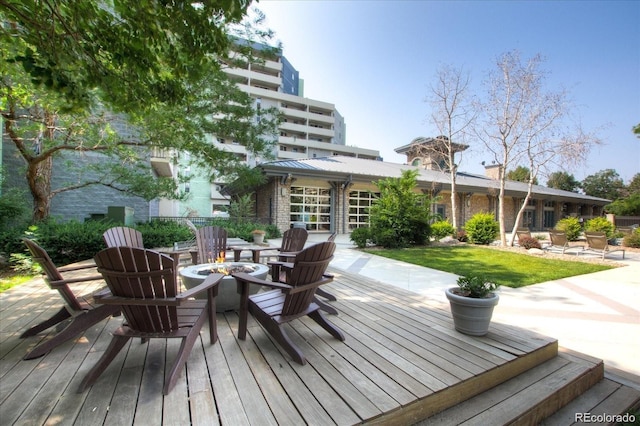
[0,266,560,425]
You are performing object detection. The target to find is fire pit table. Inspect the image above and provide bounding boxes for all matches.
[180,262,269,312]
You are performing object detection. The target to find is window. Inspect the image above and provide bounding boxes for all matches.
[435,204,446,220]
[348,191,379,229]
[290,187,331,231]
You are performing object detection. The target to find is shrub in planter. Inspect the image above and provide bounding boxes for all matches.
[445,275,500,336]
[464,213,499,245]
[584,217,615,239]
[431,220,455,240]
[555,217,581,241]
[518,235,542,250]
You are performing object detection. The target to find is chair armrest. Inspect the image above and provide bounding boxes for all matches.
[277,251,300,261]
[232,272,292,291]
[57,263,98,273]
[177,273,224,300]
[49,275,105,288]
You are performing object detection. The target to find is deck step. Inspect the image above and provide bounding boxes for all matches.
[416,349,614,425]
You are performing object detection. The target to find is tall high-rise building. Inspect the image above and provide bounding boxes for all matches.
[179,43,381,217]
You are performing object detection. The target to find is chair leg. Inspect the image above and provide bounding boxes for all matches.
[24,305,120,360]
[164,313,208,395]
[20,306,71,338]
[309,310,345,342]
[316,288,337,302]
[314,296,338,315]
[77,334,130,393]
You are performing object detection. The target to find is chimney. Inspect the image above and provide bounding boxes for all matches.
[484,164,502,180]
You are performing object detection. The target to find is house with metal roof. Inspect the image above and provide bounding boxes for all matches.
[249,155,609,234]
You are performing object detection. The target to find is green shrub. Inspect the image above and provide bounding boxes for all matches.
[555,217,582,241]
[519,236,542,250]
[137,220,193,248]
[464,213,499,245]
[431,220,456,240]
[455,275,499,298]
[584,217,615,239]
[369,169,435,248]
[350,227,371,248]
[623,228,640,248]
[27,220,111,265]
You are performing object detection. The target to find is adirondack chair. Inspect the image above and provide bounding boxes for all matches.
[20,238,121,360]
[192,226,230,264]
[547,230,583,254]
[103,226,144,248]
[250,227,308,263]
[270,237,339,315]
[583,231,625,260]
[78,247,223,395]
[233,241,344,365]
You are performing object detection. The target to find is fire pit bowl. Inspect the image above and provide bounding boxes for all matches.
[180,262,269,312]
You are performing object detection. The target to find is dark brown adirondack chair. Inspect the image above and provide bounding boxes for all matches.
[233,241,344,365]
[20,238,121,360]
[103,226,144,248]
[250,227,308,263]
[78,247,223,395]
[315,232,338,306]
[192,226,229,264]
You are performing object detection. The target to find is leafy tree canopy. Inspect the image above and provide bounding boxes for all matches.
[1,1,280,221]
[0,0,258,113]
[581,169,625,200]
[546,171,581,192]
[506,166,538,184]
[627,173,640,196]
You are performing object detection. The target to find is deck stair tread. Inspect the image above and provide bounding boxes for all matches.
[415,348,640,425]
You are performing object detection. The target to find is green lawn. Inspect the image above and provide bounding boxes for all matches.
[0,273,35,293]
[363,245,613,288]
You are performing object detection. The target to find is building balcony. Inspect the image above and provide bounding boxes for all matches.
[150,148,175,177]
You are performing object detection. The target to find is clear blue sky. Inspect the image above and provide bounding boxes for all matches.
[253,0,639,183]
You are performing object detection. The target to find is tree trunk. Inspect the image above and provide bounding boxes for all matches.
[450,174,458,229]
[26,111,57,222]
[27,155,53,222]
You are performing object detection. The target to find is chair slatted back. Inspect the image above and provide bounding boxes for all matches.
[280,228,308,252]
[585,232,608,250]
[549,230,568,246]
[281,242,335,317]
[22,238,83,311]
[103,227,144,248]
[195,226,228,264]
[94,247,178,333]
[516,228,531,242]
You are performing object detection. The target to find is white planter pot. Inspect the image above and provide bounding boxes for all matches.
[252,233,265,244]
[445,288,499,336]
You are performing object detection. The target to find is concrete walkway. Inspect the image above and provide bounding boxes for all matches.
[283,233,640,378]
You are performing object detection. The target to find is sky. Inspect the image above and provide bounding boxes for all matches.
[252,0,639,184]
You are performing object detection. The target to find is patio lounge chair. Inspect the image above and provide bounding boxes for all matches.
[233,241,344,365]
[78,247,223,395]
[546,230,583,254]
[20,238,121,360]
[103,226,144,248]
[515,228,531,246]
[582,231,625,260]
